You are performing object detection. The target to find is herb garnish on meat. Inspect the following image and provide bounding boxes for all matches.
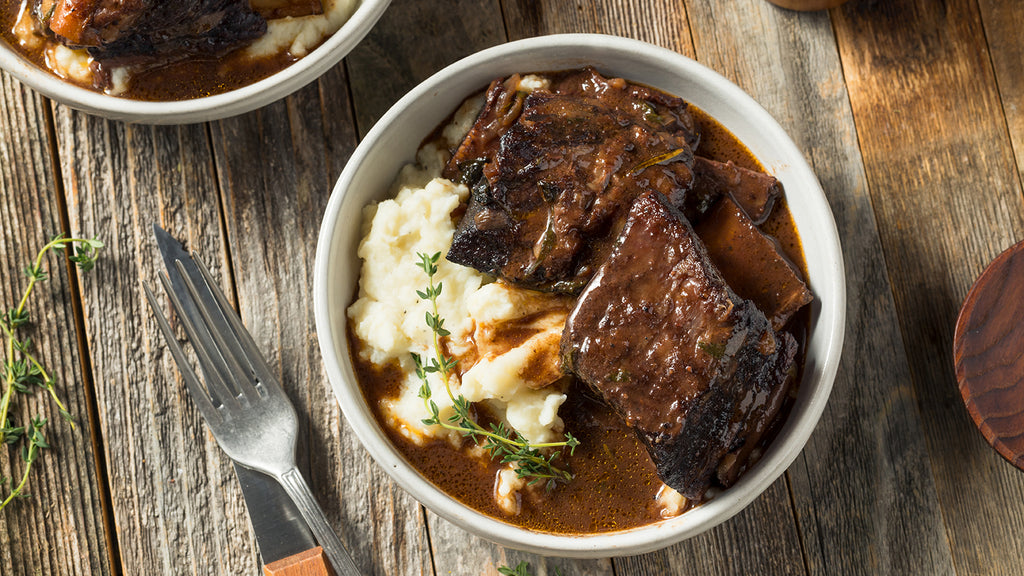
[411,252,579,491]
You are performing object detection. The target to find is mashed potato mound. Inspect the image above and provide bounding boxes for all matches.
[246,0,358,58]
[347,139,569,451]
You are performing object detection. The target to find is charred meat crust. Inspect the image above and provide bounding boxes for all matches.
[560,190,797,500]
[41,0,266,66]
[445,68,700,293]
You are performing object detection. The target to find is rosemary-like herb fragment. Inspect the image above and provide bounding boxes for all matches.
[411,252,578,491]
[628,147,687,175]
[1,235,103,511]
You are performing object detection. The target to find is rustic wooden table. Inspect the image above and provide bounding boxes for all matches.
[2,0,1023,574]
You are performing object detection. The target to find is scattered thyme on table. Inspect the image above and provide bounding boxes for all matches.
[497,562,565,576]
[0,235,102,511]
[412,251,579,491]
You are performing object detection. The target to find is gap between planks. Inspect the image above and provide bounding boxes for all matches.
[43,97,124,576]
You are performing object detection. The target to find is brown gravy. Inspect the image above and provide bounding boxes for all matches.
[353,352,673,533]
[350,98,809,535]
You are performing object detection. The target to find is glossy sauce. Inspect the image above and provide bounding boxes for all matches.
[350,100,809,535]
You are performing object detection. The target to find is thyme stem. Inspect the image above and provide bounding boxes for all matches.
[412,252,578,490]
[0,427,41,510]
[0,454,34,510]
[0,235,102,510]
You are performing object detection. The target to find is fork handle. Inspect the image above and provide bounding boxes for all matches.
[263,546,333,576]
[278,467,361,576]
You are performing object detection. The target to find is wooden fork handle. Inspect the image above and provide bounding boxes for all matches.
[263,546,335,576]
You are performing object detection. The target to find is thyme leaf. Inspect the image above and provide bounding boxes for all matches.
[497,561,533,576]
[697,340,726,360]
[412,252,578,491]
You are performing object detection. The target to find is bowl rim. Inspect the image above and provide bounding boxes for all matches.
[314,33,846,557]
[0,0,391,124]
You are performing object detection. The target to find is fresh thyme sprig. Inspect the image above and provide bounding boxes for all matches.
[412,252,579,491]
[0,234,103,511]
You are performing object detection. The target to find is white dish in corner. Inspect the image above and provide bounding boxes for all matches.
[0,0,390,124]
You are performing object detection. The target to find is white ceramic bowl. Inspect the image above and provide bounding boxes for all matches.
[0,0,390,124]
[314,33,846,557]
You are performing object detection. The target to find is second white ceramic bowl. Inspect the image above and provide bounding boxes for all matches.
[0,0,390,124]
[314,33,846,557]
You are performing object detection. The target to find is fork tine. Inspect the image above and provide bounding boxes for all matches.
[193,254,282,396]
[144,284,222,425]
[158,271,241,409]
[175,259,264,403]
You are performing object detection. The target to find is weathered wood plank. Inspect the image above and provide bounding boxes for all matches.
[209,65,433,574]
[345,0,508,136]
[54,109,260,574]
[978,0,1024,185]
[684,1,957,574]
[427,515,615,576]
[502,0,695,59]
[0,71,113,576]
[832,0,1024,573]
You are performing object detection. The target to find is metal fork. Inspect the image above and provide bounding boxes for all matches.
[144,249,359,576]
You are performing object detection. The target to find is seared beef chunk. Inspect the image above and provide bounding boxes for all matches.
[446,68,700,293]
[40,0,265,66]
[561,190,797,500]
[691,156,782,225]
[695,196,813,331]
[446,74,529,179]
[445,68,811,500]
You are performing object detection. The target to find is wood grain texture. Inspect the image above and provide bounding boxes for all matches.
[345,0,508,136]
[684,1,957,574]
[955,240,1024,470]
[264,546,334,576]
[978,0,1024,187]
[652,479,805,576]
[0,70,113,576]
[54,110,261,575]
[833,0,1024,573]
[501,0,695,58]
[209,68,432,575]
[426,514,613,576]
